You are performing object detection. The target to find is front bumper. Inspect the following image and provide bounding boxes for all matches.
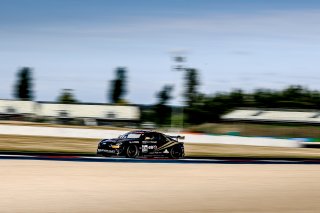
[97,148,117,154]
[97,144,123,156]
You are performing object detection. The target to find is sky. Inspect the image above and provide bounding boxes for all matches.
[1,0,320,105]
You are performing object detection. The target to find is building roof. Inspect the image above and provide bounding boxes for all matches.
[222,108,320,124]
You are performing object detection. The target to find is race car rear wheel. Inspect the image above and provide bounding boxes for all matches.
[168,145,184,159]
[125,144,139,158]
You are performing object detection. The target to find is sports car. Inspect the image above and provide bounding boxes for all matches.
[97,130,185,159]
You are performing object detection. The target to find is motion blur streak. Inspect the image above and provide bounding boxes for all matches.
[0,160,320,213]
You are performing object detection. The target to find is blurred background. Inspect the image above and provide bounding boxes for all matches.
[0,0,320,213]
[1,0,320,152]
[2,2,320,213]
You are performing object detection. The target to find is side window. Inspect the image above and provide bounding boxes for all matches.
[144,133,157,141]
[58,110,69,117]
[6,107,16,114]
[143,133,152,141]
[158,133,166,142]
[106,111,116,119]
[153,133,162,141]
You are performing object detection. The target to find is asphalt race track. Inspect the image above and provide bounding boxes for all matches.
[0,154,320,164]
[1,156,320,213]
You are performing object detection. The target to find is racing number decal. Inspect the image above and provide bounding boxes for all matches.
[142,144,157,153]
[142,145,148,153]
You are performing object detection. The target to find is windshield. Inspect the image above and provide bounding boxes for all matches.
[119,133,142,139]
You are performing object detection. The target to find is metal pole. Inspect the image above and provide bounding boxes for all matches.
[170,50,188,132]
[180,105,184,132]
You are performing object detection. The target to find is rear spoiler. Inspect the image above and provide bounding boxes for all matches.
[167,135,185,140]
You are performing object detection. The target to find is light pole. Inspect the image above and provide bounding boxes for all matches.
[170,50,188,132]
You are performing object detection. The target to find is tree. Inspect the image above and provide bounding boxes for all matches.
[184,68,200,107]
[157,85,173,105]
[56,89,78,104]
[154,85,174,125]
[229,89,245,107]
[14,67,34,100]
[183,68,201,124]
[253,89,279,108]
[109,67,127,103]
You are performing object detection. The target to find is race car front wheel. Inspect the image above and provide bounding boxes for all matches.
[125,144,139,158]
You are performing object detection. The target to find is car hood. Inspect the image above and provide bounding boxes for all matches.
[99,138,136,144]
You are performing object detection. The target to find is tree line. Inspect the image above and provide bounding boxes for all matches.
[151,70,320,125]
[182,85,320,124]
[13,67,127,104]
[12,67,320,125]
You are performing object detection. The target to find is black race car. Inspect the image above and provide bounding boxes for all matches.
[97,130,185,159]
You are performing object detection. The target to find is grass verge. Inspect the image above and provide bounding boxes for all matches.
[0,134,320,159]
[187,123,320,139]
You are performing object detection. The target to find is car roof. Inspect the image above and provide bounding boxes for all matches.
[127,130,160,134]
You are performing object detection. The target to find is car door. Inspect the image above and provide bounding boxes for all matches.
[155,133,167,148]
[141,132,158,154]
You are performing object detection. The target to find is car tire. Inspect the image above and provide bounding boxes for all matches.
[125,144,139,158]
[168,145,184,159]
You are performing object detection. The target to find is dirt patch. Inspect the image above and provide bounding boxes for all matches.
[1,134,320,158]
[185,143,320,158]
[0,134,98,154]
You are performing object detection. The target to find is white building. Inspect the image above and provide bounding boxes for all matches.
[0,99,140,125]
[37,102,140,121]
[0,99,36,117]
